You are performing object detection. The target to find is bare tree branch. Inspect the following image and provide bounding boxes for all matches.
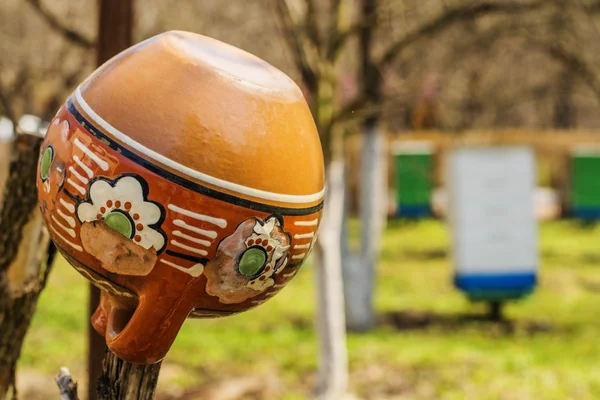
[25,0,94,48]
[325,0,359,61]
[327,16,376,61]
[331,0,547,128]
[376,1,545,68]
[0,64,22,127]
[329,93,370,127]
[273,0,320,92]
[360,0,381,122]
[0,83,16,127]
[325,0,344,59]
[582,0,600,13]
[329,0,343,36]
[305,0,322,48]
[7,68,30,100]
[533,39,600,103]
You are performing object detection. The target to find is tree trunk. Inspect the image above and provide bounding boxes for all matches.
[313,64,350,398]
[345,123,386,332]
[0,133,55,399]
[551,0,575,130]
[96,350,161,400]
[553,69,575,129]
[89,1,134,398]
[314,159,350,400]
[342,0,386,332]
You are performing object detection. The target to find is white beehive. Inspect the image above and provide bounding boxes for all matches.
[447,146,538,300]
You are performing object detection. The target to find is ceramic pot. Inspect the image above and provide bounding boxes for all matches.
[36,31,324,364]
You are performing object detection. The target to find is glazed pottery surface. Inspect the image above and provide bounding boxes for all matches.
[36,31,324,364]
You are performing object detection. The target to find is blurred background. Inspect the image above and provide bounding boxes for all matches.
[3,0,600,399]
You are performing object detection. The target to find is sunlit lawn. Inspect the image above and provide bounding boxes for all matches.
[19,219,600,399]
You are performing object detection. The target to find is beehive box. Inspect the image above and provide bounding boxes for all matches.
[392,141,433,218]
[569,146,600,220]
[447,146,538,301]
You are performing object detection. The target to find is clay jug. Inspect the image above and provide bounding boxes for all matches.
[36,31,324,364]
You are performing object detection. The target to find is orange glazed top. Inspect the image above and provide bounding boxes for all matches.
[76,31,324,208]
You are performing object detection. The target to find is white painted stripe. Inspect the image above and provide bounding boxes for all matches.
[282,271,297,278]
[173,219,217,239]
[74,137,109,171]
[56,209,76,228]
[73,155,94,178]
[292,253,306,260]
[51,226,83,251]
[293,243,310,250]
[276,256,289,272]
[51,215,76,238]
[167,204,227,228]
[72,265,134,298]
[170,240,208,256]
[67,178,86,195]
[69,166,89,184]
[75,87,325,204]
[172,230,211,247]
[59,198,75,213]
[274,283,287,288]
[294,219,319,226]
[294,232,314,239]
[160,259,204,277]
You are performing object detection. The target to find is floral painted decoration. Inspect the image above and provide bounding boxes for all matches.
[204,216,292,304]
[39,119,71,198]
[242,217,290,291]
[77,175,165,252]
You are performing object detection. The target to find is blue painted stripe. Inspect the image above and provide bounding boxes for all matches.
[396,204,431,218]
[454,272,537,291]
[572,207,600,220]
[455,272,537,301]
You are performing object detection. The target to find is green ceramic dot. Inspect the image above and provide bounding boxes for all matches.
[40,146,54,180]
[104,211,133,238]
[238,248,267,277]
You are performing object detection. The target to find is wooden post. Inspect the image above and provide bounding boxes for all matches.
[97,350,161,400]
[87,287,104,400]
[88,1,134,399]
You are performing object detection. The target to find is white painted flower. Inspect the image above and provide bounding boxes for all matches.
[254,218,277,236]
[77,176,165,252]
[244,217,290,291]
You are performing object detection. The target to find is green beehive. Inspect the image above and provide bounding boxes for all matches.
[570,147,600,220]
[392,141,433,218]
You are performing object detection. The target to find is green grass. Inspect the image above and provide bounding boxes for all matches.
[20,219,600,399]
